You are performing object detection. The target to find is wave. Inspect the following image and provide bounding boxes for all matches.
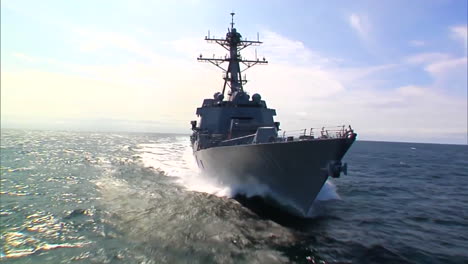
[137,136,340,216]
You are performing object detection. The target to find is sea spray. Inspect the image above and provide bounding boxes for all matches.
[138,136,340,217]
[316,180,340,201]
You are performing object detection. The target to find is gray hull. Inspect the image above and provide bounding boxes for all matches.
[194,138,355,216]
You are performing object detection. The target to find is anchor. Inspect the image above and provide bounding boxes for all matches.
[325,161,348,178]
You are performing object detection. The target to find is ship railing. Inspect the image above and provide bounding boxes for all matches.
[280,125,354,141]
[219,134,256,146]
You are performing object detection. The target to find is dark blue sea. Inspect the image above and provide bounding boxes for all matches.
[1,129,467,264]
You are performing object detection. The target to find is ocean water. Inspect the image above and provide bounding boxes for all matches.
[1,129,467,264]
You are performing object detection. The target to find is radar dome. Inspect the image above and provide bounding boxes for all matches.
[252,93,261,102]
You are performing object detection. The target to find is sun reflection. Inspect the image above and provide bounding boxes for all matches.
[1,212,90,259]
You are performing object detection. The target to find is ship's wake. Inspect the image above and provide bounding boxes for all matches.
[137,136,340,217]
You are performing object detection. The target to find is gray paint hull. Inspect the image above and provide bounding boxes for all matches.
[193,138,355,216]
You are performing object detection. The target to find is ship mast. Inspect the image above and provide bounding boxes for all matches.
[198,13,268,101]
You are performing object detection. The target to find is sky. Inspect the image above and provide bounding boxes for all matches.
[1,0,467,144]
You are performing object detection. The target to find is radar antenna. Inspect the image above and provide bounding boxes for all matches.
[198,13,268,101]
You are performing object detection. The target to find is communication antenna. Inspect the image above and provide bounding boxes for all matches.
[230,12,235,29]
[198,13,268,100]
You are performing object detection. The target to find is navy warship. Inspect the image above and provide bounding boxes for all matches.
[191,13,357,216]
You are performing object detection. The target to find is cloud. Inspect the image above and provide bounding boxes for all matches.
[349,13,371,39]
[405,52,452,64]
[1,65,215,133]
[135,27,154,37]
[396,85,425,96]
[425,57,467,75]
[403,51,467,95]
[73,27,162,61]
[12,52,37,63]
[261,31,315,64]
[246,33,465,143]
[291,83,466,143]
[333,63,397,84]
[2,28,466,143]
[450,25,467,51]
[424,57,467,94]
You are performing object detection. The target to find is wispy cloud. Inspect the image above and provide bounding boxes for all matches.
[396,85,425,96]
[405,52,452,64]
[12,52,37,63]
[349,13,371,39]
[450,25,467,52]
[73,28,161,60]
[2,27,466,143]
[425,57,467,75]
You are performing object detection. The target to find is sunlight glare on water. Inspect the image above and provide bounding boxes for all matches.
[2,130,467,264]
